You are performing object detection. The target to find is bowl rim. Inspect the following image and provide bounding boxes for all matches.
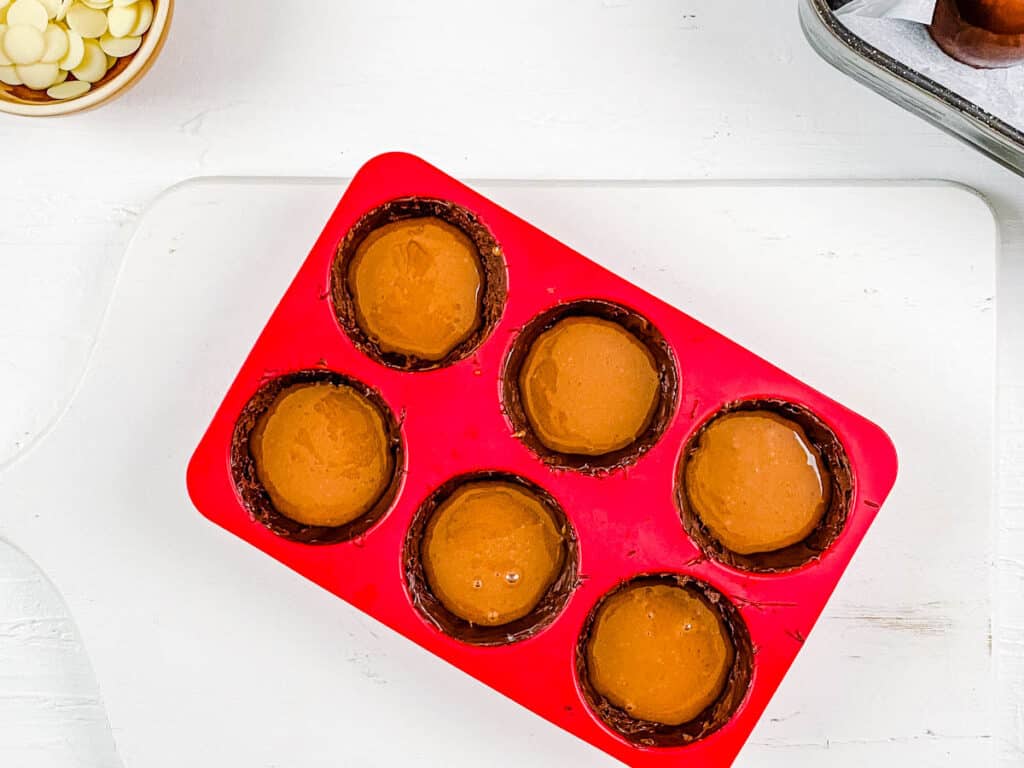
[0,0,172,117]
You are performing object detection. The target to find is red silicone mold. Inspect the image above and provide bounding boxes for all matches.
[186,152,898,767]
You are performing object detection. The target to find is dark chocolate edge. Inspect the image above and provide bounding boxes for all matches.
[575,574,754,748]
[501,299,680,475]
[676,399,854,573]
[329,197,508,371]
[403,471,579,647]
[229,369,405,545]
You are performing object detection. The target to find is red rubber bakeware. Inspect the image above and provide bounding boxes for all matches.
[186,152,898,767]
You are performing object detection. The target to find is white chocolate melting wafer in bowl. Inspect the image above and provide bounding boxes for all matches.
[45,75,86,97]
[4,24,45,64]
[0,0,170,115]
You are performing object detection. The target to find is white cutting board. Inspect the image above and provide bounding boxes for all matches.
[0,179,997,767]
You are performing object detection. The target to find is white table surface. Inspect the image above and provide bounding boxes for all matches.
[0,1,1020,766]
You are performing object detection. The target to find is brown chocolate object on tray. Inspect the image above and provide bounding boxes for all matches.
[331,197,508,371]
[404,471,579,646]
[231,369,404,544]
[930,0,1024,68]
[503,299,679,474]
[575,574,753,748]
[677,400,853,573]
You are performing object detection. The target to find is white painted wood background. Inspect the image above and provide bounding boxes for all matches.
[0,1,1020,766]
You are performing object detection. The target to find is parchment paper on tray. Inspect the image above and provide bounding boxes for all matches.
[836,0,1024,130]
